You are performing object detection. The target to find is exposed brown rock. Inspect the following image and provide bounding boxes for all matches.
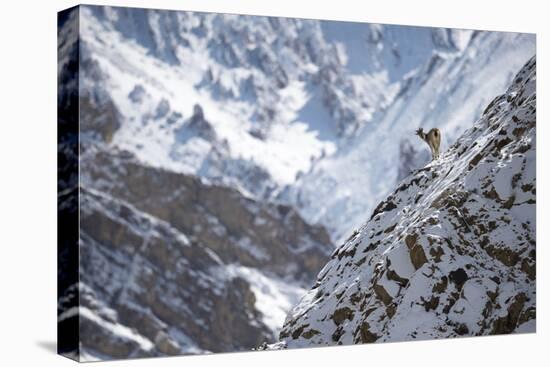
[359,322,379,343]
[332,307,354,325]
[373,284,393,306]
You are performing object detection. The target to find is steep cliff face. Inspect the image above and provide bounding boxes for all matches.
[81,146,332,283]
[276,57,536,348]
[66,145,333,360]
[76,187,266,358]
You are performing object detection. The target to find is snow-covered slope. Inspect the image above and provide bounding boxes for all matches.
[78,6,342,197]
[275,57,536,348]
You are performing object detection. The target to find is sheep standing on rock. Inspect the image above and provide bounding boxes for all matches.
[416,128,441,161]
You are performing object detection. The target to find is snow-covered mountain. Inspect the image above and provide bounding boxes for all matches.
[273,56,536,348]
[59,4,535,361]
[60,6,334,361]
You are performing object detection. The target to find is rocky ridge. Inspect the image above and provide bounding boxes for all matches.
[275,56,536,348]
